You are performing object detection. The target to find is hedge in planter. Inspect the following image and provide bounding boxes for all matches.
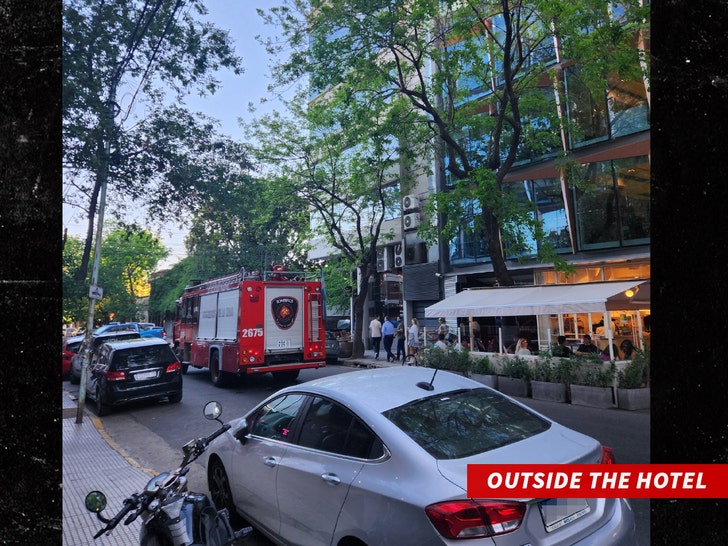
[570,356,616,408]
[470,355,497,388]
[616,344,650,410]
[421,346,472,375]
[531,357,568,402]
[498,356,531,397]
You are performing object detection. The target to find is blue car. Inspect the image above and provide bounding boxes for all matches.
[94,322,165,339]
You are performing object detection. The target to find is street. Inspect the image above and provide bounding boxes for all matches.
[64,363,650,545]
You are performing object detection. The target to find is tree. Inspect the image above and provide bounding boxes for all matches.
[260,0,649,285]
[63,0,244,280]
[97,224,169,322]
[63,235,88,324]
[246,84,427,357]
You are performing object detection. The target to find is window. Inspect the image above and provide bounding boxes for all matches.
[383,388,550,460]
[297,397,382,459]
[574,156,650,250]
[250,394,307,443]
[564,66,609,147]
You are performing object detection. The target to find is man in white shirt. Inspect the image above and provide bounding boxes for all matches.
[434,333,449,351]
[369,314,382,359]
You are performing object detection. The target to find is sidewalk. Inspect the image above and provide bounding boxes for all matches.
[62,392,155,545]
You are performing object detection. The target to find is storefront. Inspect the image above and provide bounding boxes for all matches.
[424,280,650,360]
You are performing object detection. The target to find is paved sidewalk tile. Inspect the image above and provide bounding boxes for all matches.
[62,394,154,546]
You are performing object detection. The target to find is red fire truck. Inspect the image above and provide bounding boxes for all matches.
[173,265,326,387]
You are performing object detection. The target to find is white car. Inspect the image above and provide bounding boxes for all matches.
[202,367,637,545]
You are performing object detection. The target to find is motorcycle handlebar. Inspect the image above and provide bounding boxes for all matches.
[202,423,230,448]
[94,493,144,538]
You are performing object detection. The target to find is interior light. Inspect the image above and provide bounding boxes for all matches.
[624,286,639,298]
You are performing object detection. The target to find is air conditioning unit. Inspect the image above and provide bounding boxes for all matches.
[402,194,419,212]
[393,241,404,268]
[405,242,428,264]
[376,246,393,272]
[403,212,420,231]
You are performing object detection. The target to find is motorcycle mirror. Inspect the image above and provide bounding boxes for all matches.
[85,491,107,513]
[203,401,222,421]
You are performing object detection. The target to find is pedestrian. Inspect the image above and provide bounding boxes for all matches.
[369,314,382,359]
[395,316,406,361]
[408,317,420,356]
[382,315,396,362]
[437,317,449,338]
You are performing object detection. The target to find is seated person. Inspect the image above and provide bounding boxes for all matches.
[575,334,600,355]
[434,333,449,351]
[620,339,635,360]
[514,337,531,356]
[552,335,572,357]
[600,342,619,361]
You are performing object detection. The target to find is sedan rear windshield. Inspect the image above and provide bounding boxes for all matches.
[111,345,176,371]
[382,388,550,460]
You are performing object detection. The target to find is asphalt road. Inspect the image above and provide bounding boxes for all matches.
[64,363,650,545]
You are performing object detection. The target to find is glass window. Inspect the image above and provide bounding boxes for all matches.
[613,156,650,244]
[297,396,382,459]
[574,156,649,250]
[383,388,550,460]
[532,178,571,253]
[607,74,649,137]
[574,161,620,249]
[564,66,609,147]
[250,394,307,443]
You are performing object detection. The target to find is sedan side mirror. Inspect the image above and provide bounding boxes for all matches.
[234,419,249,444]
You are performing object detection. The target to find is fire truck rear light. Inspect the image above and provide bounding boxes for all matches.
[425,499,526,539]
[249,294,259,302]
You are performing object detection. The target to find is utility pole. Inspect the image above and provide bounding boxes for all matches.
[76,97,114,424]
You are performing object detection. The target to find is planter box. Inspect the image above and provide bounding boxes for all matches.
[570,384,615,408]
[617,387,650,410]
[531,380,567,403]
[470,373,498,389]
[497,376,530,398]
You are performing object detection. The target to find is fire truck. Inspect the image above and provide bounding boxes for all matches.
[173,265,326,387]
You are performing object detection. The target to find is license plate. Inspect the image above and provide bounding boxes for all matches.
[539,498,591,532]
[134,370,158,381]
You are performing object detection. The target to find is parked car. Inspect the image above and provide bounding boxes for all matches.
[69,331,141,384]
[94,322,165,339]
[84,337,183,416]
[62,334,84,379]
[324,331,340,364]
[202,367,636,546]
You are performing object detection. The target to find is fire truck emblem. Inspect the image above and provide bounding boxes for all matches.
[271,296,298,330]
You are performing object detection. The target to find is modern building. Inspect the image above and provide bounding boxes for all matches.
[309,2,650,355]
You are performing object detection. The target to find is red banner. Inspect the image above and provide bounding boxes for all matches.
[467,464,728,498]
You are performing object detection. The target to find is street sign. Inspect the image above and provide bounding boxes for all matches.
[89,285,103,300]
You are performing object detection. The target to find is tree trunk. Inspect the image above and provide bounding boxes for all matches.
[483,207,514,286]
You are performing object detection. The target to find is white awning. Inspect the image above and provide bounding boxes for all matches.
[424,280,650,318]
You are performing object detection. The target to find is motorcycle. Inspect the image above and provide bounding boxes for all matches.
[85,401,252,545]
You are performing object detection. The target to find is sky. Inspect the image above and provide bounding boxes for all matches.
[63,0,287,269]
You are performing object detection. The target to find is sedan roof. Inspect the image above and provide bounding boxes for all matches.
[102,337,171,349]
[278,366,488,414]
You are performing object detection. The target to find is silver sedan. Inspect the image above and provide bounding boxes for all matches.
[201,367,637,545]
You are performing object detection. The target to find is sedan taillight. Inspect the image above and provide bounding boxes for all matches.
[165,362,181,373]
[601,446,616,464]
[425,499,526,539]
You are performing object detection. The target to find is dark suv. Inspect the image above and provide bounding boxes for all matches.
[85,337,182,416]
[69,331,142,384]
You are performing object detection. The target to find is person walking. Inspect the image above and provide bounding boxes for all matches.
[382,315,396,362]
[408,317,420,356]
[369,314,382,359]
[395,315,406,361]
